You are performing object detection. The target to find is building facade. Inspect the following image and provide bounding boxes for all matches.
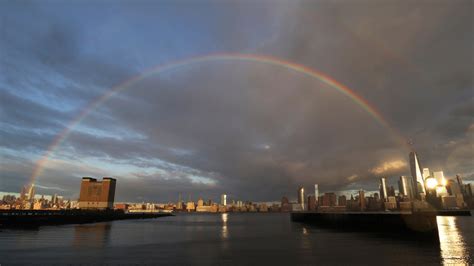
[78,177,116,209]
[321,193,337,207]
[298,187,305,210]
[398,176,414,199]
[307,195,317,211]
[409,152,426,198]
[221,194,227,206]
[379,177,388,201]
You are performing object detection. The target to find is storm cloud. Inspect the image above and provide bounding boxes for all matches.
[0,0,472,202]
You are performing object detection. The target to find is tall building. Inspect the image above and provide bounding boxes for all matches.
[456,174,463,187]
[398,176,414,199]
[422,168,431,179]
[307,195,317,211]
[388,186,396,197]
[433,171,446,186]
[78,177,116,209]
[20,184,36,202]
[314,184,319,202]
[197,198,204,207]
[52,194,58,205]
[409,152,426,198]
[298,187,305,210]
[221,194,227,206]
[20,186,26,201]
[446,179,462,196]
[464,184,472,197]
[359,190,366,211]
[177,193,183,210]
[379,177,388,201]
[338,195,347,206]
[27,184,35,201]
[374,192,380,201]
[321,192,337,206]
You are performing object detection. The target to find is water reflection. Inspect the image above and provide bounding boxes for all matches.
[221,213,228,239]
[73,222,112,248]
[302,227,308,235]
[437,216,469,265]
[300,226,312,251]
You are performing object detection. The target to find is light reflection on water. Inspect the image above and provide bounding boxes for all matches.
[302,227,308,235]
[437,216,470,265]
[73,223,112,248]
[300,226,312,251]
[221,213,228,239]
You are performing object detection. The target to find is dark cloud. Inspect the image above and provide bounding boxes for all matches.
[0,0,472,202]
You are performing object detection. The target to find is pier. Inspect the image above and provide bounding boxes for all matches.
[291,211,440,237]
[0,209,173,228]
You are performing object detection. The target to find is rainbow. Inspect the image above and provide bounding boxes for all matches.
[29,53,406,184]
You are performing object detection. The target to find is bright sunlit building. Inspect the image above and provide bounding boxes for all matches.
[78,177,116,209]
[298,187,305,210]
[398,176,414,199]
[433,171,447,186]
[409,152,426,198]
[379,177,388,201]
[221,194,227,206]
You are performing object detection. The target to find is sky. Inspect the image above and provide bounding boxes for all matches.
[0,0,472,202]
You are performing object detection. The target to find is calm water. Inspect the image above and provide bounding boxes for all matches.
[0,213,472,265]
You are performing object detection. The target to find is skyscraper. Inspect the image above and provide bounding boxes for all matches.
[307,195,317,211]
[359,190,366,211]
[455,175,467,196]
[388,186,396,197]
[298,187,305,210]
[221,194,227,206]
[321,193,337,206]
[28,184,35,201]
[314,184,319,201]
[20,186,26,201]
[433,171,447,186]
[409,151,426,198]
[338,195,347,206]
[177,193,183,210]
[398,176,414,199]
[20,183,36,202]
[422,168,431,179]
[197,198,204,207]
[456,174,463,186]
[379,177,388,201]
[52,193,58,205]
[446,180,462,196]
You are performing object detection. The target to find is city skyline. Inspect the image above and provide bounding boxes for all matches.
[2,150,472,207]
[1,148,474,203]
[1,1,473,202]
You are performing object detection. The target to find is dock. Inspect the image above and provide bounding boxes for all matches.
[436,209,471,216]
[291,211,440,237]
[0,209,173,228]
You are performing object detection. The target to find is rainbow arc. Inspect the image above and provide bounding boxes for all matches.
[29,53,407,184]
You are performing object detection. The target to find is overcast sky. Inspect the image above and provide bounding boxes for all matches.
[0,0,472,202]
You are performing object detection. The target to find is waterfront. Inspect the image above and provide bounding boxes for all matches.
[0,213,472,265]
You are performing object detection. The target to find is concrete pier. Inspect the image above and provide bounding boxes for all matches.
[0,209,173,228]
[291,211,439,237]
